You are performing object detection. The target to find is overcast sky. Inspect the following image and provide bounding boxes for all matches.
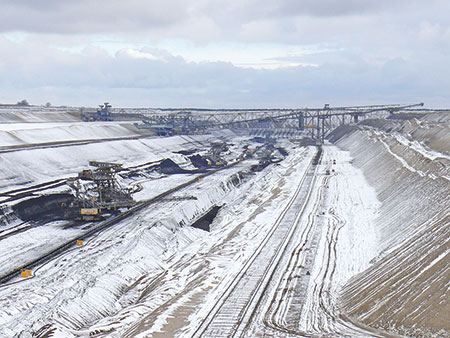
[0,0,449,108]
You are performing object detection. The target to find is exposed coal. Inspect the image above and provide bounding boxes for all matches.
[295,137,317,147]
[189,154,210,169]
[13,193,74,222]
[159,159,191,174]
[191,205,221,231]
[312,146,322,165]
[276,147,288,156]
[251,136,266,143]
[174,149,197,155]
[251,160,272,172]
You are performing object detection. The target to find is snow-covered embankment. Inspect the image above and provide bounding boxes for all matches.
[330,114,450,337]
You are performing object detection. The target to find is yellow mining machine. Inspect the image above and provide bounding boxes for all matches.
[66,161,136,221]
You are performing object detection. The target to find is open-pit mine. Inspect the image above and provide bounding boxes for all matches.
[0,104,448,338]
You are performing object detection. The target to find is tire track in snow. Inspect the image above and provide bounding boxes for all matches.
[253,146,394,338]
[261,173,331,336]
[190,147,320,338]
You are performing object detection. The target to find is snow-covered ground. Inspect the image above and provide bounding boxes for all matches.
[0,121,141,147]
[0,110,448,338]
[0,106,80,124]
[332,118,450,338]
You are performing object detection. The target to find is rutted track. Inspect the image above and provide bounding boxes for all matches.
[190,147,321,338]
[256,149,391,338]
[190,146,391,338]
[0,159,247,285]
[260,172,332,337]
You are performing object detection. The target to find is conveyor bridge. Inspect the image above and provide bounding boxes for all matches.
[137,103,425,142]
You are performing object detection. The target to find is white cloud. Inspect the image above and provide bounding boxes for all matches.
[120,49,167,62]
[0,39,448,108]
[0,0,450,107]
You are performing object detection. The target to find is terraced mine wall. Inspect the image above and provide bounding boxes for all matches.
[329,114,450,337]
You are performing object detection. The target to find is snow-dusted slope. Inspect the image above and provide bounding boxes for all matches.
[360,113,450,156]
[0,122,142,147]
[330,114,450,337]
[0,133,213,191]
[0,168,246,337]
[0,107,80,123]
